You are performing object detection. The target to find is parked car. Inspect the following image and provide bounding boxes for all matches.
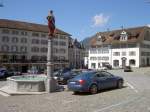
[0,69,14,79]
[56,70,82,85]
[67,71,124,94]
[103,63,112,70]
[124,66,132,72]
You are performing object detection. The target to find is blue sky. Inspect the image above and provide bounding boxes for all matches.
[0,0,150,41]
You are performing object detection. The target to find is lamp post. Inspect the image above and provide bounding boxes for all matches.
[46,10,58,92]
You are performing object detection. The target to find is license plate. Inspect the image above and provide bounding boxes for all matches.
[70,81,76,84]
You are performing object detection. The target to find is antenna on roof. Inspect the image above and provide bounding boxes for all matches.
[121,25,124,31]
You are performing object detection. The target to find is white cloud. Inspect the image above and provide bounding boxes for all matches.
[147,24,150,27]
[92,13,109,27]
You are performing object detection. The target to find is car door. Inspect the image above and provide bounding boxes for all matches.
[100,71,116,88]
[94,73,108,90]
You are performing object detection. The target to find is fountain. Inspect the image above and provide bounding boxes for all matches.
[7,75,47,92]
[0,10,60,95]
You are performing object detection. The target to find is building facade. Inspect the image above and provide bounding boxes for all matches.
[88,26,150,69]
[0,19,71,72]
[68,38,85,69]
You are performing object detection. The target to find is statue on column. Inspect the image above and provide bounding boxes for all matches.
[47,10,55,37]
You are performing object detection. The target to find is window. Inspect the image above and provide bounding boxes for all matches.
[21,38,27,43]
[90,57,97,60]
[101,56,109,61]
[129,51,136,56]
[102,49,109,54]
[59,41,66,46]
[98,57,102,60]
[40,56,47,61]
[120,31,128,41]
[12,37,18,43]
[60,35,66,39]
[31,47,39,52]
[2,36,9,42]
[59,49,66,53]
[144,31,150,41]
[32,32,39,37]
[20,46,27,52]
[53,40,58,45]
[90,48,97,54]
[91,63,96,69]
[140,43,150,48]
[98,49,101,54]
[60,56,65,60]
[98,63,101,68]
[41,34,46,38]
[113,52,120,56]
[101,71,113,77]
[113,60,119,67]
[53,48,58,53]
[12,30,19,35]
[32,39,39,44]
[129,59,136,66]
[2,29,9,34]
[31,56,39,61]
[1,45,9,52]
[21,31,28,36]
[122,52,126,56]
[11,46,18,52]
[41,40,48,44]
[40,47,47,53]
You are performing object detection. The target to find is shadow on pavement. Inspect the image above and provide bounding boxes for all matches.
[72,86,127,96]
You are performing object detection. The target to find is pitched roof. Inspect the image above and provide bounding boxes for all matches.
[0,19,71,36]
[90,26,149,47]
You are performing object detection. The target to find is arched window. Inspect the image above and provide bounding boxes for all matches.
[129,59,136,66]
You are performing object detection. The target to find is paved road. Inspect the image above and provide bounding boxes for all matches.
[0,68,150,112]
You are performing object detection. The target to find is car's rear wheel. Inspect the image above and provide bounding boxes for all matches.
[89,84,98,94]
[117,80,123,88]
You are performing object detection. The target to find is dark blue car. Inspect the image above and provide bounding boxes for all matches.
[67,71,124,94]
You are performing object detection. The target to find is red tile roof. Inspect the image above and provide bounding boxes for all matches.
[90,26,149,47]
[0,19,71,36]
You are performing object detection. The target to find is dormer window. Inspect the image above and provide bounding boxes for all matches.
[97,35,102,41]
[120,31,128,41]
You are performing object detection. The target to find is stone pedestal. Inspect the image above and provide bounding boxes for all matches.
[46,37,59,93]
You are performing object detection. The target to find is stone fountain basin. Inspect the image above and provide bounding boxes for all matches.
[7,75,47,92]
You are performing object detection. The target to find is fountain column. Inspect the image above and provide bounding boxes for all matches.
[46,10,58,92]
[47,36,58,92]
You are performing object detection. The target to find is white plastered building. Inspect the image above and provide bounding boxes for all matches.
[88,26,150,69]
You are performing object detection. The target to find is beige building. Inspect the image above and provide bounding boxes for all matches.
[68,38,85,69]
[0,19,71,72]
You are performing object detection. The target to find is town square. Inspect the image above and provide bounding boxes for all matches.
[0,0,150,112]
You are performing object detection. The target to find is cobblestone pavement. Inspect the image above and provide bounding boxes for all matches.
[0,67,150,112]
